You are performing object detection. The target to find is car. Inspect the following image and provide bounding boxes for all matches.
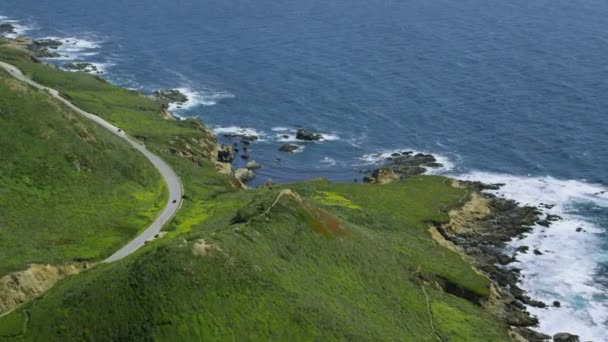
[172,199,177,204]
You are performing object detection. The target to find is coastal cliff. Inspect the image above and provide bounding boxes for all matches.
[0,38,571,341]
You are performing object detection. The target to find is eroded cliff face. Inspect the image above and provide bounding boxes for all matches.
[428,181,555,341]
[0,263,91,315]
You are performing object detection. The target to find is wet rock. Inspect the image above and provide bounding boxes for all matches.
[575,227,583,232]
[217,145,235,163]
[296,128,322,141]
[240,151,250,160]
[553,301,561,307]
[496,253,515,265]
[278,143,300,153]
[235,168,255,182]
[546,214,562,221]
[28,39,63,58]
[0,23,15,35]
[533,249,543,256]
[517,246,530,254]
[246,160,261,170]
[552,333,579,342]
[63,62,100,73]
[537,219,551,227]
[513,328,552,342]
[153,89,188,105]
[222,131,259,142]
[527,299,546,308]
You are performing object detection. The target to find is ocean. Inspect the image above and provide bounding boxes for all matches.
[1,0,607,339]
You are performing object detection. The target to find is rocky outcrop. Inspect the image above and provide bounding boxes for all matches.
[364,152,443,184]
[362,167,400,184]
[246,160,262,170]
[63,62,101,74]
[296,128,322,141]
[0,23,15,36]
[553,333,579,342]
[235,168,255,182]
[222,130,259,142]
[27,39,63,58]
[153,89,188,105]
[167,118,219,164]
[217,145,235,163]
[428,181,566,341]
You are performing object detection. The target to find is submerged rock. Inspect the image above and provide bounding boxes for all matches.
[295,128,322,141]
[278,143,300,153]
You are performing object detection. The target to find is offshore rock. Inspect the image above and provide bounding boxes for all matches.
[279,143,300,153]
[296,128,322,141]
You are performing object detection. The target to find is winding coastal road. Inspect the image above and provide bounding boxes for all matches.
[0,61,183,263]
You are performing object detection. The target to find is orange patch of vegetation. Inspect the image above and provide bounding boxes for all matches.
[308,207,348,237]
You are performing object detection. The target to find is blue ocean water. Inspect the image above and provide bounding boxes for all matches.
[1,0,607,338]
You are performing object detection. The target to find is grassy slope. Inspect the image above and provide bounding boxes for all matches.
[0,46,217,163]
[0,68,166,276]
[0,44,509,340]
[1,177,508,341]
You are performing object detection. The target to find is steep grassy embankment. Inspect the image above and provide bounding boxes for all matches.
[1,177,509,341]
[0,68,166,276]
[0,43,510,341]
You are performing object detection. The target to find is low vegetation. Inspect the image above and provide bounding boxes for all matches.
[0,43,510,340]
[0,68,165,276]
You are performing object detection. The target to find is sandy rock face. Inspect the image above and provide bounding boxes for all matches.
[0,263,90,315]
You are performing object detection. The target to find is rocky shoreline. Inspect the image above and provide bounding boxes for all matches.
[362,156,578,342]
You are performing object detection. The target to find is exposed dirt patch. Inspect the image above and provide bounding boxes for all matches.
[192,239,222,257]
[0,263,91,315]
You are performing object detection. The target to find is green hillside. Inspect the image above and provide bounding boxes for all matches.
[0,177,509,341]
[0,43,511,341]
[0,67,166,276]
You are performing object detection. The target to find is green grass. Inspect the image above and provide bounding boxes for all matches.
[0,44,509,341]
[0,176,508,341]
[0,45,217,164]
[0,71,166,276]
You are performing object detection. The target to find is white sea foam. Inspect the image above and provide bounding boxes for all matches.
[167,87,234,111]
[39,36,102,61]
[212,126,265,141]
[0,16,34,38]
[357,148,455,174]
[320,157,337,166]
[455,172,608,341]
[271,126,290,132]
[319,133,340,141]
